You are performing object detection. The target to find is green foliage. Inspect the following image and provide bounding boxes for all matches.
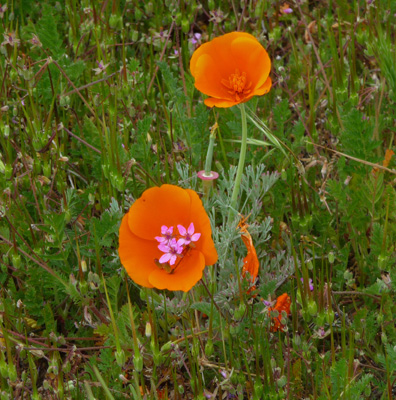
[2,0,396,398]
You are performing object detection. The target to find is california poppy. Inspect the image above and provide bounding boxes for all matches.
[118,185,218,292]
[268,293,291,332]
[238,216,259,284]
[190,31,272,108]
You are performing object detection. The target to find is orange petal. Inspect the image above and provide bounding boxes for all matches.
[241,232,259,281]
[148,250,205,292]
[204,97,239,108]
[186,189,218,265]
[191,53,235,101]
[274,293,291,314]
[119,213,162,288]
[127,185,191,240]
[253,76,272,96]
[228,36,271,89]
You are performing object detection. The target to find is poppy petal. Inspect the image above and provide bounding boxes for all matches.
[228,36,271,89]
[118,214,160,288]
[127,185,191,240]
[148,250,205,292]
[254,76,272,96]
[191,53,235,101]
[204,97,240,108]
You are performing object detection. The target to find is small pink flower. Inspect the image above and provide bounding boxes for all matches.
[301,277,314,291]
[282,7,293,14]
[155,225,174,244]
[158,238,184,265]
[177,223,201,245]
[191,32,202,45]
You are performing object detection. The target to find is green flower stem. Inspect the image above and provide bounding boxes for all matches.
[229,103,247,219]
[204,130,216,175]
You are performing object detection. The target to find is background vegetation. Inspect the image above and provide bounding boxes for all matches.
[1,0,396,399]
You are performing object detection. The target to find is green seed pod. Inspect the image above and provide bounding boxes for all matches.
[11,253,22,269]
[8,364,17,382]
[307,300,317,316]
[205,339,214,357]
[134,8,143,21]
[115,349,126,367]
[0,356,8,378]
[109,14,122,30]
[3,125,9,138]
[181,19,190,33]
[43,162,51,178]
[208,0,215,10]
[328,252,335,264]
[326,309,335,324]
[4,164,12,180]
[234,303,246,320]
[160,341,172,353]
[0,160,5,175]
[316,312,325,327]
[175,12,182,25]
[79,281,88,295]
[277,375,287,388]
[177,385,184,394]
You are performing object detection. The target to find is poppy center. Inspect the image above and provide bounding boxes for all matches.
[221,69,252,102]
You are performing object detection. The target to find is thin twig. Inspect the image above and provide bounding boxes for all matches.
[310,142,396,175]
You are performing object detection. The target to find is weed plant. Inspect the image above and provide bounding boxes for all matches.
[1,0,396,399]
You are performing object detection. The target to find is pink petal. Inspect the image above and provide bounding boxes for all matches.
[191,233,201,242]
[176,239,185,252]
[155,236,165,243]
[177,224,187,236]
[169,255,177,265]
[187,222,195,236]
[158,243,170,252]
[159,253,171,264]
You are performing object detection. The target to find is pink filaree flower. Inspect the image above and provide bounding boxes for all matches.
[155,225,174,244]
[301,277,314,291]
[190,32,202,45]
[158,238,184,265]
[177,223,201,245]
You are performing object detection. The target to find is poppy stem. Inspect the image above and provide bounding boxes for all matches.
[229,103,247,219]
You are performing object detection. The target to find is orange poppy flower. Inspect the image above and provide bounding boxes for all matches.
[238,216,259,283]
[118,185,218,292]
[190,31,272,108]
[268,293,291,332]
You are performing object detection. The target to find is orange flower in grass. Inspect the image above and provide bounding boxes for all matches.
[190,32,272,108]
[238,216,259,293]
[268,293,291,332]
[119,185,218,292]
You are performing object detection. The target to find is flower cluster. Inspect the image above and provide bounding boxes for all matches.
[155,223,201,266]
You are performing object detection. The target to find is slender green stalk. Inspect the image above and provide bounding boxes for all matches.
[229,103,247,218]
